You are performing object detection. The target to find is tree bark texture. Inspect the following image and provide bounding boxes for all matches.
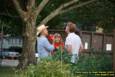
[18,19,36,68]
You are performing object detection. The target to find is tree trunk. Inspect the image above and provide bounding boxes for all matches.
[18,20,36,69]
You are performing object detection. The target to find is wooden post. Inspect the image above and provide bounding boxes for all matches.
[102,34,105,51]
[113,29,115,71]
[91,32,93,50]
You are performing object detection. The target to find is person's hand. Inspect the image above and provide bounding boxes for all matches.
[48,34,54,44]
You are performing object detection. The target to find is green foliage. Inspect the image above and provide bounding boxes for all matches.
[15,59,71,77]
[48,0,115,32]
[52,49,71,63]
[52,49,112,77]
[0,49,112,77]
[70,53,112,77]
[0,0,115,34]
[0,19,22,36]
[15,52,112,77]
[0,67,15,77]
[0,50,112,77]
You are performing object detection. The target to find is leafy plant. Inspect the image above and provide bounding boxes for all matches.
[15,50,112,77]
[15,59,71,77]
[52,49,112,77]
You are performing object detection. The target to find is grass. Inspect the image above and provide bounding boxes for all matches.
[0,67,15,77]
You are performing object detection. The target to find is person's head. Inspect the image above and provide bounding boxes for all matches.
[65,21,77,34]
[37,24,48,37]
[54,33,62,43]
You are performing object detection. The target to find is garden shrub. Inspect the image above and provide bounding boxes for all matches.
[69,53,112,77]
[52,49,112,77]
[15,59,71,77]
[15,50,112,77]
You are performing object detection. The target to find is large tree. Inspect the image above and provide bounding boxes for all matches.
[10,0,96,68]
[1,0,115,33]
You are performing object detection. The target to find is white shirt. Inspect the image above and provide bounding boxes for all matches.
[65,33,82,55]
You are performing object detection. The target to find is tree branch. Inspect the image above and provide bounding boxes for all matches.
[12,0,26,20]
[35,0,50,17]
[27,0,35,11]
[60,0,96,14]
[0,13,19,18]
[40,0,79,25]
[59,0,79,10]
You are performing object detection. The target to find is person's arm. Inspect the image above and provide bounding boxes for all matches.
[65,37,72,54]
[79,39,84,53]
[44,38,54,52]
[79,43,84,52]
[65,45,72,54]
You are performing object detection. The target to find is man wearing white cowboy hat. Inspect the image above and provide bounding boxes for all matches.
[36,24,54,58]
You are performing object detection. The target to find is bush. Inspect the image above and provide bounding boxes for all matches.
[52,48,71,63]
[15,50,112,77]
[52,50,112,77]
[15,59,71,77]
[70,53,112,77]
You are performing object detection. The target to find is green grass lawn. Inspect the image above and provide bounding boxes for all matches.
[0,67,15,77]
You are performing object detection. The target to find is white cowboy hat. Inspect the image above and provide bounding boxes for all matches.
[37,24,48,35]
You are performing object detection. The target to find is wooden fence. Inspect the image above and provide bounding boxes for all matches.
[0,30,113,53]
[49,30,113,52]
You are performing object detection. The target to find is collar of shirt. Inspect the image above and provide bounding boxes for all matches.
[67,32,75,36]
[40,35,46,38]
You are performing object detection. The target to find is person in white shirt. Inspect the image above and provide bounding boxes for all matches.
[65,21,83,64]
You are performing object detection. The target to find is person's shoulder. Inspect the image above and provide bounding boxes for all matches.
[74,33,79,37]
[74,34,81,39]
[42,36,48,41]
[76,34,80,38]
[66,35,71,40]
[38,36,47,41]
